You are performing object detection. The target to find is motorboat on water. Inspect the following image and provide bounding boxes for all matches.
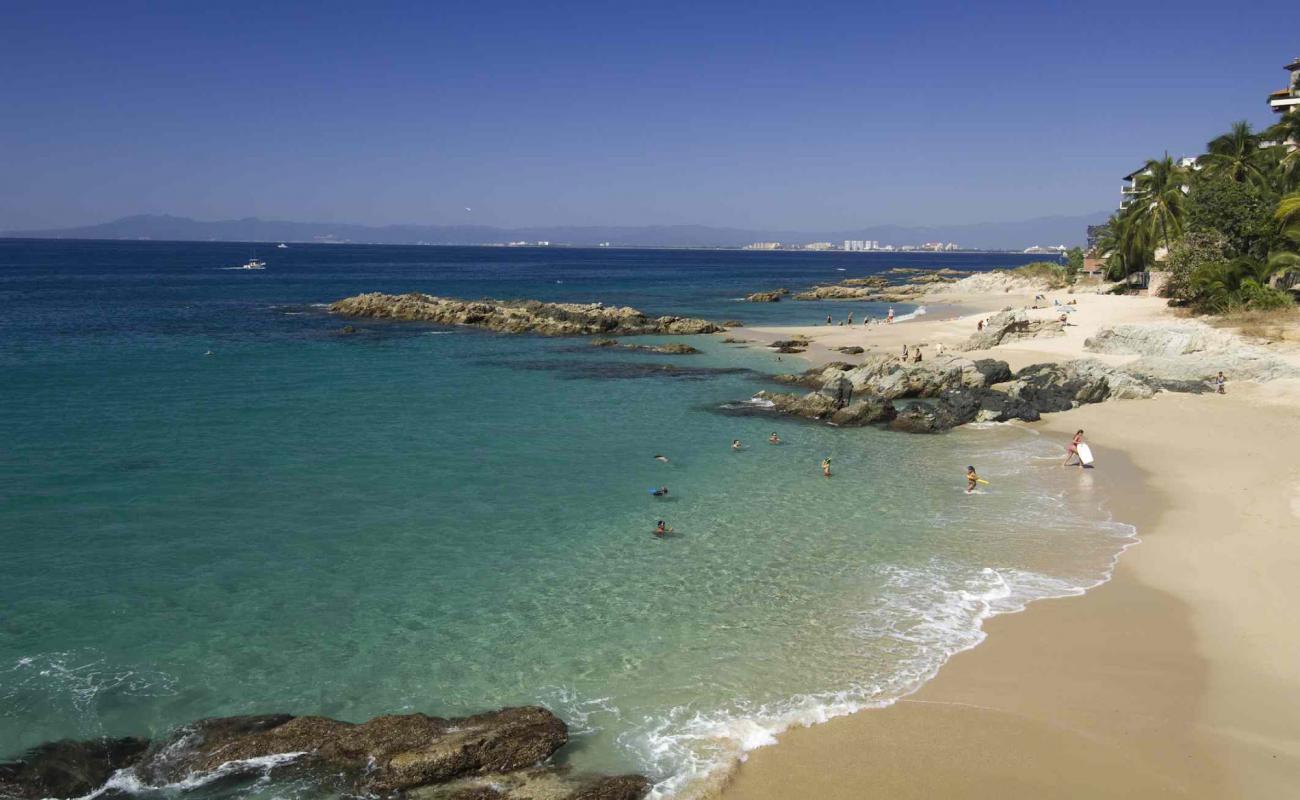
[239,258,267,270]
[276,243,288,249]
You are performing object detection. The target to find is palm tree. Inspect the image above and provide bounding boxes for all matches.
[1201,121,1271,188]
[1265,113,1300,192]
[1268,192,1300,280]
[1128,156,1187,256]
[1097,209,1153,280]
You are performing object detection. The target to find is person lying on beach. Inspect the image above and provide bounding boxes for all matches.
[966,466,980,493]
[654,520,673,537]
[732,439,744,450]
[769,432,781,444]
[652,486,669,497]
[654,454,669,463]
[821,458,832,478]
[1063,429,1084,466]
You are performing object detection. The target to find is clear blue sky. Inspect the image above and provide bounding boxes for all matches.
[1,0,1295,231]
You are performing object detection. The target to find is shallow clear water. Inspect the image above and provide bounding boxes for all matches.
[0,241,1126,796]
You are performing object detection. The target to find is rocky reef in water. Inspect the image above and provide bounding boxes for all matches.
[0,708,650,800]
[330,293,722,336]
[590,339,700,354]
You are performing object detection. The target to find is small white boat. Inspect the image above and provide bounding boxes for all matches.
[276,243,288,249]
[239,258,267,270]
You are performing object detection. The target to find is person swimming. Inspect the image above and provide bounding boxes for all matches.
[652,486,669,497]
[732,439,744,450]
[654,454,669,463]
[769,432,781,445]
[966,465,980,494]
[654,520,673,537]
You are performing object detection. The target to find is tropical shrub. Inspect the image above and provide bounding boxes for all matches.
[1014,261,1068,288]
[1162,232,1228,303]
[1186,257,1293,314]
[1065,247,1084,283]
[1185,172,1281,261]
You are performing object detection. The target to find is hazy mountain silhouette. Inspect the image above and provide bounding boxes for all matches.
[3,212,1106,250]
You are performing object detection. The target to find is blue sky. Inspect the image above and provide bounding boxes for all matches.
[1,0,1295,230]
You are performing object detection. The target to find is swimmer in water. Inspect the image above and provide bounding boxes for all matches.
[732,439,744,450]
[769,432,781,445]
[654,520,673,537]
[966,466,980,494]
[652,486,669,497]
[821,458,832,478]
[654,454,669,463]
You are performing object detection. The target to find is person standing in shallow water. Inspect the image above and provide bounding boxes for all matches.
[821,458,832,478]
[966,466,980,493]
[1063,429,1085,466]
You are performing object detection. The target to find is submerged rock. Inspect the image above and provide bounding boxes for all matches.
[745,289,787,302]
[0,737,149,800]
[330,293,722,337]
[588,340,700,355]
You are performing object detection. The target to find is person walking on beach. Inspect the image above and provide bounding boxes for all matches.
[887,307,895,324]
[1063,430,1085,467]
[821,458,832,478]
[826,314,832,325]
[1216,371,1226,394]
[847,311,854,326]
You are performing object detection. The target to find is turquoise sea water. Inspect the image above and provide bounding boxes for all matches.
[0,241,1130,797]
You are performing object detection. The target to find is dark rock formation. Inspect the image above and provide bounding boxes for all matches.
[721,337,749,344]
[340,324,359,334]
[0,737,149,800]
[835,346,865,355]
[745,289,787,302]
[588,340,700,355]
[330,293,722,336]
[0,709,649,800]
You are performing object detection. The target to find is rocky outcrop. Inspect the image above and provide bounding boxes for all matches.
[752,390,896,427]
[589,340,700,355]
[1085,322,1300,383]
[835,346,865,355]
[0,709,649,800]
[961,309,1065,351]
[330,293,722,337]
[792,284,925,302]
[747,350,1222,433]
[745,289,788,302]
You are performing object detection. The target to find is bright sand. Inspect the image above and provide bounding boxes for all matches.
[720,288,1300,798]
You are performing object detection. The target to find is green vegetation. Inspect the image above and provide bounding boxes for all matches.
[1093,108,1300,314]
[1065,247,1084,283]
[1014,261,1069,289]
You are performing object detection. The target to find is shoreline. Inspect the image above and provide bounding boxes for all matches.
[715,286,1300,798]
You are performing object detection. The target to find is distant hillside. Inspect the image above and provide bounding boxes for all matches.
[2,212,1107,250]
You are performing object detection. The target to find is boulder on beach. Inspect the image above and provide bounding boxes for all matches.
[961,309,1065,351]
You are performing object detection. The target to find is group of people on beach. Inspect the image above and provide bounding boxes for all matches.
[822,307,895,327]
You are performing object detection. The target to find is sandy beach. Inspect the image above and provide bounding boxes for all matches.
[719,284,1300,798]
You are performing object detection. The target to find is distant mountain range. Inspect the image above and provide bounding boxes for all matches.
[2,212,1107,250]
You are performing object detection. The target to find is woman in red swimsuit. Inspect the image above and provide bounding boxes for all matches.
[1063,429,1084,466]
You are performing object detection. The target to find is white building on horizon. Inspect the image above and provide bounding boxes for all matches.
[843,240,880,251]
